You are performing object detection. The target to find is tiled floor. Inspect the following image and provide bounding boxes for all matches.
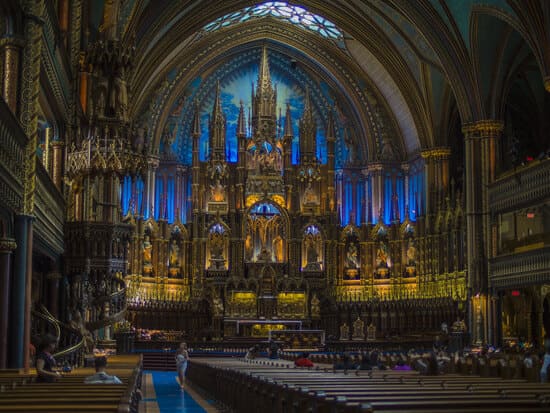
[140,371,217,413]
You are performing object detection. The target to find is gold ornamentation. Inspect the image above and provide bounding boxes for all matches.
[0,238,17,252]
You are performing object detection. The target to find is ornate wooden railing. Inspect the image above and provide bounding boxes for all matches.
[489,158,550,213]
[489,246,550,289]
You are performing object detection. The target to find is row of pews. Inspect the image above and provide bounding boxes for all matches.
[187,357,550,413]
[280,352,542,381]
[0,355,142,412]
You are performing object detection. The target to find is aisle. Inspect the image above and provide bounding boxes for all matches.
[143,370,215,413]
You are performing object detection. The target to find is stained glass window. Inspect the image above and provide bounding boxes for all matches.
[203,2,343,42]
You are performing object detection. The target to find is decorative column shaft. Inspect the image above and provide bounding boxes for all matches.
[50,141,64,191]
[46,271,62,319]
[0,237,16,369]
[1,38,24,114]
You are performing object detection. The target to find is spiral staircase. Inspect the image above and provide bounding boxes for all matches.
[32,275,129,367]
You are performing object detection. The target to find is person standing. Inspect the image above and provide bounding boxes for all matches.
[176,342,189,389]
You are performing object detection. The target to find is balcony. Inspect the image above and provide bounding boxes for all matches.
[489,159,550,213]
[489,246,550,289]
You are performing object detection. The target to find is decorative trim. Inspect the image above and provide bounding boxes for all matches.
[0,238,17,252]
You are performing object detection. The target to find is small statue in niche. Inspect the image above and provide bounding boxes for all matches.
[209,179,226,202]
[244,233,253,261]
[272,235,284,262]
[303,182,319,205]
[379,133,397,161]
[310,293,320,319]
[406,239,417,266]
[142,235,152,265]
[169,239,180,268]
[376,241,390,268]
[339,323,350,341]
[304,237,321,270]
[345,242,360,269]
[212,293,224,317]
[352,317,365,340]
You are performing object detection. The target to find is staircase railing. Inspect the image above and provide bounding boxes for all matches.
[86,276,128,333]
[32,305,85,367]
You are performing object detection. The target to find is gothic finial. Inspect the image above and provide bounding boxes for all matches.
[303,86,313,121]
[237,100,247,138]
[258,46,272,94]
[212,80,223,120]
[283,103,293,137]
[192,100,201,137]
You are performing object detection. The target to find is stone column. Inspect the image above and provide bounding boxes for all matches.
[462,120,503,345]
[0,237,16,369]
[10,215,32,368]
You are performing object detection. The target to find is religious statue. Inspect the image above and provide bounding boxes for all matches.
[142,235,153,274]
[310,293,320,319]
[345,242,360,269]
[209,232,226,270]
[406,239,417,266]
[376,242,390,268]
[339,322,350,341]
[169,239,180,268]
[272,235,284,262]
[352,317,365,340]
[303,182,319,205]
[212,294,224,317]
[209,179,226,202]
[304,237,321,270]
[244,233,253,261]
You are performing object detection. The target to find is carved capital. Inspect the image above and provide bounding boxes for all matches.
[0,238,17,252]
[420,147,451,160]
[461,120,503,138]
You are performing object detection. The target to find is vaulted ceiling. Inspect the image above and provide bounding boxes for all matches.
[86,0,550,161]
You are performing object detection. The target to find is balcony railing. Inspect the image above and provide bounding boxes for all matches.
[489,159,550,213]
[489,246,550,289]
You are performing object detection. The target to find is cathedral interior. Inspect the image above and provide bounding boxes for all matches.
[1,0,550,372]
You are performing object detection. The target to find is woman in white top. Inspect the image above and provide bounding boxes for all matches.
[176,342,189,389]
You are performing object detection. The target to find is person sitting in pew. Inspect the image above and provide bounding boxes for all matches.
[334,352,358,370]
[84,356,122,384]
[35,334,61,383]
[393,357,412,371]
[294,352,314,367]
[245,344,260,360]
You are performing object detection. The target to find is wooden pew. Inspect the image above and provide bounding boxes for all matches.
[0,355,142,413]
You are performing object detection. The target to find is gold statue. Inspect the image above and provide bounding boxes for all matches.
[209,179,226,202]
[169,239,180,267]
[339,322,350,341]
[303,182,319,205]
[406,239,417,266]
[272,235,283,262]
[310,293,320,319]
[143,235,152,265]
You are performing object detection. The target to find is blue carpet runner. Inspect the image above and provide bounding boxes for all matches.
[147,370,207,413]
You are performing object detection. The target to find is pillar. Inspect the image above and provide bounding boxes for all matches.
[0,237,16,369]
[462,120,503,346]
[10,215,32,368]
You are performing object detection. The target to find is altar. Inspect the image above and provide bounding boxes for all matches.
[223,319,302,338]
